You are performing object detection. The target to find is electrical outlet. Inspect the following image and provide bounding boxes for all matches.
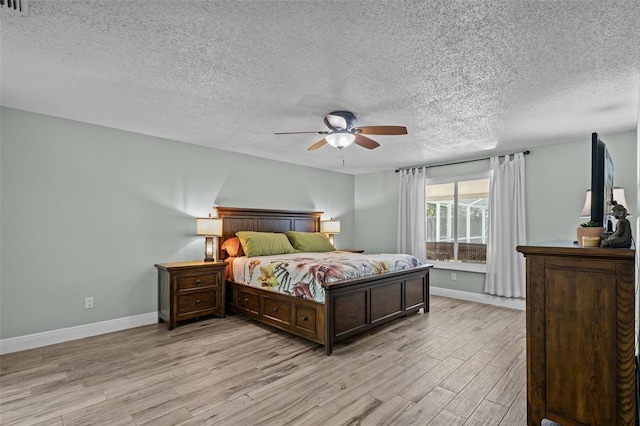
[451,273,457,281]
[85,297,94,309]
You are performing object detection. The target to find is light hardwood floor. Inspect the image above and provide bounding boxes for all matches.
[0,296,526,425]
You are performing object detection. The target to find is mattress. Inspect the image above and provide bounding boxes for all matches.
[226,251,421,303]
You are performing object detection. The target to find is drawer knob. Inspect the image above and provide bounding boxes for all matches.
[195,279,201,284]
[301,315,308,321]
[195,299,201,305]
[244,298,249,303]
[273,307,278,312]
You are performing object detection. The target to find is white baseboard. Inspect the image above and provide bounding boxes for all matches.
[1,290,524,355]
[0,312,158,355]
[430,286,525,310]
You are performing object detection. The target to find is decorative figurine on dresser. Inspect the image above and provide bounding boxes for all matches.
[600,204,633,248]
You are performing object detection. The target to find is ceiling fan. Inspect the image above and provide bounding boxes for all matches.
[275,110,407,151]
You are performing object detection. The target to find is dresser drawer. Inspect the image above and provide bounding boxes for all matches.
[263,296,291,325]
[236,289,260,315]
[177,290,217,317]
[177,273,218,290]
[295,305,316,333]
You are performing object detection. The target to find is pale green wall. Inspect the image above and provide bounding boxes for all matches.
[0,108,355,339]
[526,132,637,242]
[353,170,398,253]
[355,131,638,294]
[2,106,637,340]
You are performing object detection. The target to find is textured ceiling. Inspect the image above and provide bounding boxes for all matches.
[1,1,639,175]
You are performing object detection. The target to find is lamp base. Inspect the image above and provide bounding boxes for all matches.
[203,236,216,262]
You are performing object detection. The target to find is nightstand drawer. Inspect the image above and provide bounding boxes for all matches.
[178,273,218,290]
[236,289,260,315]
[177,290,217,317]
[263,296,291,324]
[295,305,316,333]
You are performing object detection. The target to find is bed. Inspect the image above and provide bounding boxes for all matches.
[217,207,433,355]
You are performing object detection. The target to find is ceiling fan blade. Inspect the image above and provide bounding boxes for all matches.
[307,138,328,151]
[275,131,329,135]
[354,134,380,150]
[355,125,408,135]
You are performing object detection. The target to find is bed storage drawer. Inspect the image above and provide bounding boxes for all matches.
[227,281,325,345]
[294,305,316,333]
[263,296,292,325]
[236,288,260,315]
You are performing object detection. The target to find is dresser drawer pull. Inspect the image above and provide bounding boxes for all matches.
[301,316,308,321]
[273,307,278,312]
[195,299,201,305]
[244,298,249,303]
[195,279,201,284]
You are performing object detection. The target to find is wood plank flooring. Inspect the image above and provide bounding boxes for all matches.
[0,296,526,425]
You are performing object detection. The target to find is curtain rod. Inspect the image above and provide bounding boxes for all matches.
[395,150,530,173]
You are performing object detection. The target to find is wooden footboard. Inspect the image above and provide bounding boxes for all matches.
[323,264,431,354]
[226,264,432,355]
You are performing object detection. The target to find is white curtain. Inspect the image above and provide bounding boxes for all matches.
[485,153,527,297]
[397,167,427,262]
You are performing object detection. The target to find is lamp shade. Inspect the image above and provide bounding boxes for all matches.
[612,187,630,212]
[326,132,355,148]
[196,217,223,236]
[321,218,341,234]
[580,187,631,218]
[579,190,592,218]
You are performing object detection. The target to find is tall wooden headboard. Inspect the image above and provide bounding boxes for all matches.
[216,207,322,260]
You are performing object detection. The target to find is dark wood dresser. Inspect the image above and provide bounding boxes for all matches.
[155,260,227,330]
[516,240,636,426]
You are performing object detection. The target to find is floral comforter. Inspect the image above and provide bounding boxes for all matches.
[227,251,421,303]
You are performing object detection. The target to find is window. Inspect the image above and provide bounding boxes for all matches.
[426,174,490,265]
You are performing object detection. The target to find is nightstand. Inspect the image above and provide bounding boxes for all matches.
[154,260,228,330]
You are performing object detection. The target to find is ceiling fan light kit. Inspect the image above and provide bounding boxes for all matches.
[326,132,355,148]
[276,110,407,151]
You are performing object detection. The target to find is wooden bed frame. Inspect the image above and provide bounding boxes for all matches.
[217,207,432,355]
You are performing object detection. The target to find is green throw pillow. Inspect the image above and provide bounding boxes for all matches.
[235,231,298,257]
[285,231,336,252]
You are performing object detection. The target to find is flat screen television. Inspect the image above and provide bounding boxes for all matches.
[590,132,614,228]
